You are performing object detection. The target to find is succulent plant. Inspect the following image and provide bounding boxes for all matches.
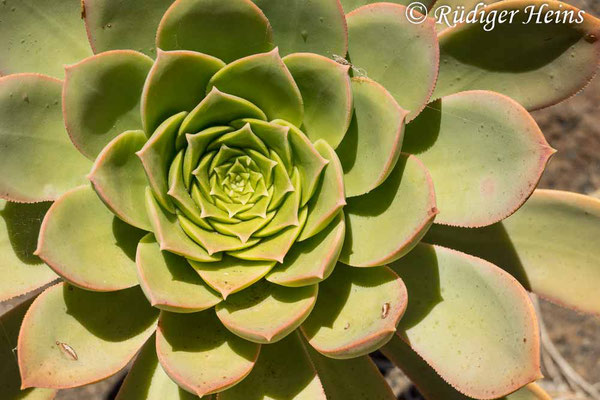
[1,0,600,399]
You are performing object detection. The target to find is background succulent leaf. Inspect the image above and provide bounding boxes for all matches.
[347,3,439,121]
[89,129,152,231]
[156,0,274,64]
[218,331,327,399]
[136,234,222,313]
[83,0,174,57]
[339,0,435,13]
[156,310,260,397]
[302,338,396,399]
[403,90,554,227]
[336,77,407,198]
[302,264,407,359]
[0,298,58,399]
[283,53,353,149]
[116,334,196,400]
[390,244,541,399]
[267,212,345,287]
[425,189,600,316]
[0,201,57,302]
[252,0,347,58]
[142,50,225,134]
[0,0,92,77]
[208,49,304,127]
[0,74,91,203]
[433,0,600,110]
[18,283,158,389]
[63,50,153,159]
[382,336,551,400]
[216,280,318,344]
[339,154,437,267]
[36,185,145,291]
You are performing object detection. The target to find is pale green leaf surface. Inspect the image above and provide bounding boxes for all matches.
[339,0,434,13]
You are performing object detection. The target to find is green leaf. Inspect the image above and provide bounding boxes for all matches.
[267,212,345,287]
[0,74,91,203]
[433,0,600,110]
[336,78,407,198]
[178,215,261,254]
[0,0,92,77]
[254,170,301,237]
[36,185,145,291]
[302,264,407,359]
[145,188,221,263]
[219,331,327,399]
[138,112,187,213]
[136,234,221,313]
[63,50,153,159]
[216,280,318,344]
[303,337,396,400]
[156,310,260,397]
[156,0,274,63]
[0,298,58,399]
[116,334,197,400]
[425,189,600,316]
[89,130,151,231]
[252,0,347,58]
[283,53,352,149]
[83,0,174,57]
[0,201,57,302]
[382,335,551,400]
[389,243,541,399]
[142,50,225,134]
[18,283,158,389]
[339,0,433,13]
[339,154,437,267]
[403,91,554,227]
[208,49,304,127]
[347,3,438,121]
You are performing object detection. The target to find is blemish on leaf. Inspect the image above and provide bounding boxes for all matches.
[381,302,390,319]
[56,341,78,361]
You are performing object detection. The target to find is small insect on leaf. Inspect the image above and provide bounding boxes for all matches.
[56,341,78,361]
[381,303,390,319]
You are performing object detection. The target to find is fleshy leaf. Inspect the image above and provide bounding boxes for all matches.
[156,0,273,63]
[303,341,396,400]
[425,189,600,316]
[339,0,431,13]
[145,188,221,262]
[189,256,275,299]
[403,91,554,227]
[390,243,541,399]
[116,334,196,400]
[0,74,91,203]
[252,0,347,57]
[433,0,600,110]
[339,154,437,267]
[63,50,153,159]
[83,0,173,57]
[178,215,260,255]
[336,78,407,197]
[302,264,407,359]
[267,212,345,287]
[219,331,326,399]
[0,298,57,399]
[347,3,438,120]
[137,112,187,213]
[299,140,345,241]
[156,310,260,397]
[0,201,57,302]
[142,50,225,134]
[18,283,158,389]
[208,49,304,127]
[183,126,234,187]
[383,336,551,400]
[0,0,92,77]
[216,280,318,344]
[89,130,151,231]
[36,185,144,291]
[136,234,221,313]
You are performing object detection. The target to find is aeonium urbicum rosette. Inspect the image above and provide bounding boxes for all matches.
[1,0,600,399]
